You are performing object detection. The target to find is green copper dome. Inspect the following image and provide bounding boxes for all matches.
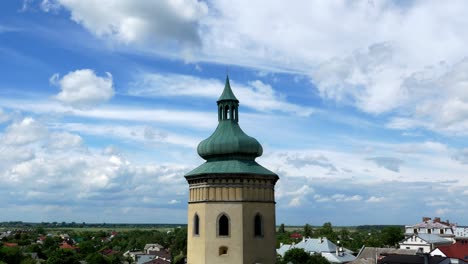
[185,76,277,177]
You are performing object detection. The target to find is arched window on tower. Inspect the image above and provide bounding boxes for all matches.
[218,214,229,236]
[232,107,236,120]
[194,213,200,236]
[219,106,223,121]
[254,213,263,237]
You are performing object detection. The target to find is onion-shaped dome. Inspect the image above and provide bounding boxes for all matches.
[197,121,263,160]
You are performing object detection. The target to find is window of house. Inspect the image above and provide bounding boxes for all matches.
[428,229,431,234]
[440,229,444,234]
[254,214,263,237]
[218,214,229,236]
[194,214,200,236]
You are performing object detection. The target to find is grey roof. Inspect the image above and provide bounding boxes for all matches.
[350,247,417,264]
[277,237,356,263]
[277,244,293,257]
[322,252,357,263]
[295,237,338,253]
[417,234,453,244]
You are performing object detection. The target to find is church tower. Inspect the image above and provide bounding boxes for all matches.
[185,76,279,264]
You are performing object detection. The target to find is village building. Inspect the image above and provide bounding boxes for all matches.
[399,234,453,253]
[431,241,468,264]
[405,217,455,241]
[277,237,356,263]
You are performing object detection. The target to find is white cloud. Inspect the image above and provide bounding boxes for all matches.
[168,199,180,205]
[1,117,48,145]
[45,0,468,135]
[366,196,385,203]
[0,108,10,123]
[48,0,207,46]
[52,69,114,109]
[288,197,301,207]
[128,73,314,116]
[452,148,468,164]
[47,132,84,150]
[367,156,404,172]
[331,194,363,202]
[0,98,216,130]
[0,116,191,221]
[56,122,198,148]
[40,0,60,12]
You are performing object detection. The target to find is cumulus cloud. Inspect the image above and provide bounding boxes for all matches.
[128,73,314,116]
[45,0,207,47]
[47,0,468,135]
[367,156,403,172]
[46,132,84,150]
[0,115,192,218]
[1,117,48,145]
[452,148,468,164]
[52,69,114,109]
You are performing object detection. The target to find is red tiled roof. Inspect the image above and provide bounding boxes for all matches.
[436,242,468,260]
[60,242,77,250]
[3,242,18,247]
[290,233,302,239]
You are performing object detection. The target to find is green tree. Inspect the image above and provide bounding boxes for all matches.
[304,224,313,238]
[279,223,286,233]
[381,226,404,247]
[282,248,311,264]
[173,254,185,264]
[46,249,79,264]
[309,253,331,264]
[281,248,331,264]
[0,246,23,264]
[86,252,110,264]
[318,222,337,241]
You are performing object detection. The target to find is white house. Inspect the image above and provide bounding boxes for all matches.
[277,237,356,263]
[399,234,453,253]
[405,217,455,241]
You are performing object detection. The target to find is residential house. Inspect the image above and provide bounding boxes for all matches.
[277,237,356,263]
[454,227,468,243]
[378,254,450,264]
[431,241,468,264]
[144,243,164,254]
[405,217,455,241]
[399,234,452,253]
[349,246,417,264]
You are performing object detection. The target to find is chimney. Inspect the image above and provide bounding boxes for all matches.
[423,217,431,222]
[434,217,441,223]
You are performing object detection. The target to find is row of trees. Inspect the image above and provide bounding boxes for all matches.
[0,227,187,264]
[277,222,404,252]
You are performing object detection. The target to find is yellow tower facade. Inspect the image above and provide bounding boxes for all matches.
[185,77,279,264]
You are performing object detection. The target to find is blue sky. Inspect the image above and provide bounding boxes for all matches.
[1,0,468,226]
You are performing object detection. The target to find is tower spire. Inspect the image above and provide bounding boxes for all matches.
[218,75,238,102]
[217,76,239,122]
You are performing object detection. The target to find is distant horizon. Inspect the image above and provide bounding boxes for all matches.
[1,1,468,225]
